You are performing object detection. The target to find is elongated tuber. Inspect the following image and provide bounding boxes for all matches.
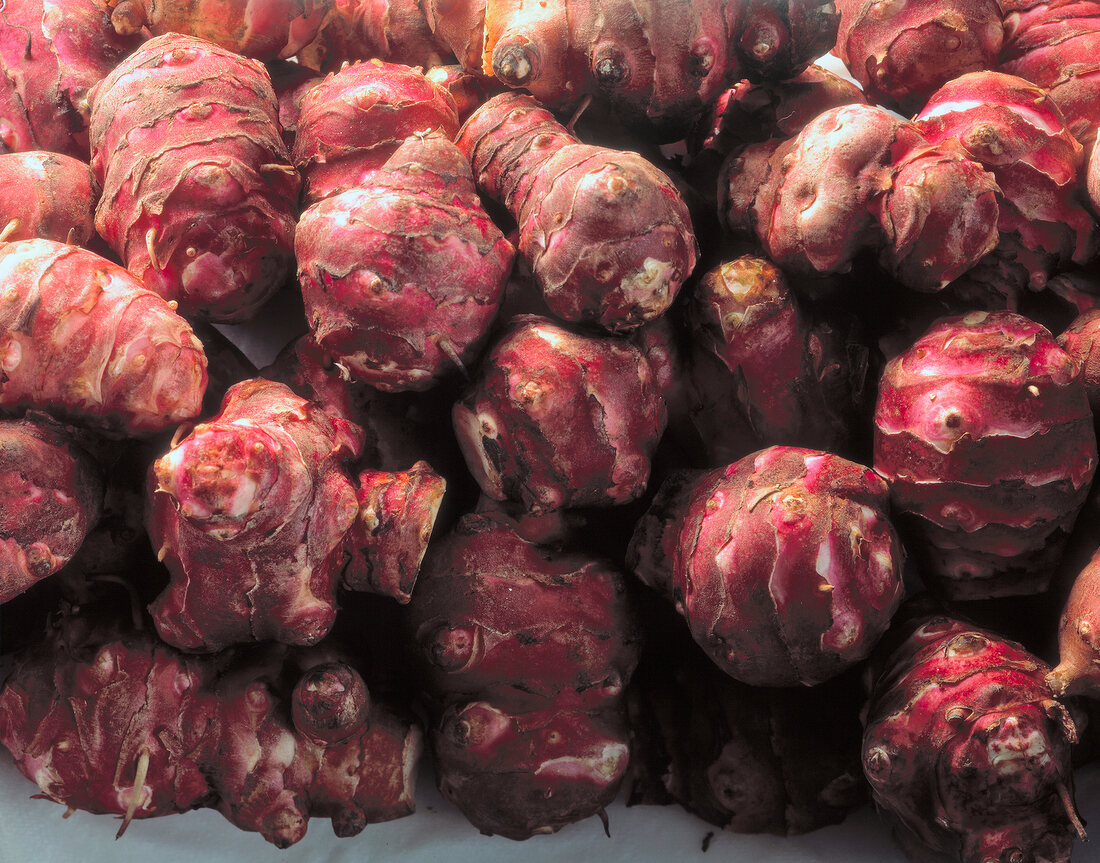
[458,92,697,331]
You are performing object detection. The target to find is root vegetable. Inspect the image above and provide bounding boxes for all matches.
[107,0,328,60]
[295,130,513,392]
[147,378,364,651]
[457,92,697,331]
[1048,546,1100,697]
[292,59,459,206]
[627,446,905,687]
[833,0,1005,114]
[0,0,144,158]
[89,33,300,322]
[0,239,208,436]
[862,606,1085,863]
[452,316,666,513]
[0,415,103,604]
[298,0,452,71]
[874,310,1097,599]
[0,152,99,247]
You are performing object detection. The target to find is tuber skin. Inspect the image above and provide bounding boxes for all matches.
[265,58,323,149]
[452,315,667,513]
[147,378,365,652]
[874,310,1098,600]
[292,60,460,206]
[107,0,328,60]
[457,92,698,332]
[297,0,453,72]
[343,462,447,604]
[0,607,422,846]
[1000,0,1100,148]
[862,605,1085,863]
[833,0,1005,115]
[0,238,208,437]
[1048,546,1100,698]
[723,102,1000,292]
[89,33,301,322]
[295,131,514,392]
[627,446,905,688]
[0,415,103,604]
[407,507,640,839]
[0,0,145,158]
[1058,308,1100,419]
[913,70,1097,293]
[424,0,839,141]
[0,152,99,248]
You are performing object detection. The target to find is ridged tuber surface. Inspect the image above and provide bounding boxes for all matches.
[723,102,1000,292]
[1058,308,1100,418]
[343,461,446,604]
[0,239,208,436]
[107,0,328,59]
[424,0,839,140]
[833,0,1004,114]
[1000,0,1100,147]
[458,92,697,331]
[89,32,300,322]
[0,610,422,846]
[293,60,460,206]
[862,608,1085,863]
[913,70,1097,292]
[0,0,144,158]
[407,509,640,839]
[627,446,905,687]
[408,510,640,714]
[625,611,867,836]
[0,415,103,604]
[265,58,322,148]
[296,131,514,392]
[1048,545,1100,697]
[298,0,452,72]
[147,378,364,651]
[452,315,666,513]
[0,152,99,247]
[874,310,1097,599]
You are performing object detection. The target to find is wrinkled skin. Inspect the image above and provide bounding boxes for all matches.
[0,239,208,436]
[0,611,421,846]
[107,0,327,59]
[874,310,1097,599]
[834,0,1004,114]
[407,509,640,839]
[452,316,667,513]
[457,93,697,332]
[863,608,1084,863]
[0,0,144,157]
[89,33,300,322]
[913,71,1097,292]
[0,415,103,603]
[298,0,452,72]
[296,132,514,392]
[147,379,364,651]
[627,446,904,687]
[292,60,459,206]
[425,0,838,140]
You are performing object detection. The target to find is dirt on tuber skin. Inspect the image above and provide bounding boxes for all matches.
[89,32,301,323]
